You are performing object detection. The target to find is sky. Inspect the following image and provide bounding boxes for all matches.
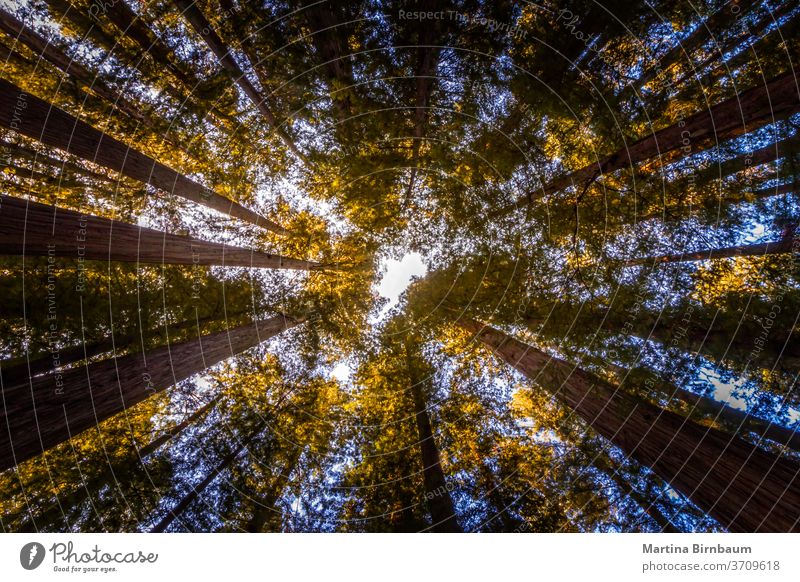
[328,253,428,384]
[372,252,428,320]
[706,368,800,426]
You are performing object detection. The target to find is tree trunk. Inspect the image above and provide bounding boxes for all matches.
[0,195,319,269]
[245,446,302,533]
[459,318,800,532]
[586,452,681,533]
[0,311,249,388]
[478,460,523,532]
[0,138,119,185]
[0,9,162,130]
[45,0,197,113]
[0,314,302,471]
[667,385,800,452]
[608,362,800,451]
[3,165,90,191]
[624,238,797,266]
[43,0,131,70]
[616,309,800,373]
[672,0,797,88]
[639,181,796,223]
[303,4,356,122]
[405,347,462,532]
[753,182,795,199]
[681,9,800,100]
[96,0,203,92]
[631,0,760,92]
[150,424,263,532]
[612,472,680,533]
[0,78,283,232]
[639,133,800,205]
[17,395,221,532]
[171,0,308,164]
[404,17,443,203]
[706,134,799,180]
[513,66,800,207]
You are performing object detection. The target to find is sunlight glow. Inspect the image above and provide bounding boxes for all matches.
[330,362,352,383]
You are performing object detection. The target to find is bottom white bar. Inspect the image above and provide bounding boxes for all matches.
[1,533,797,581]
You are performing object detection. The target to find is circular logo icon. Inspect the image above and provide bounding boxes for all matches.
[20,542,46,570]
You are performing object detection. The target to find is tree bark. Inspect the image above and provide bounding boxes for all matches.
[631,0,760,92]
[512,67,800,207]
[681,9,800,99]
[624,237,798,266]
[706,134,800,180]
[672,0,797,88]
[639,133,800,205]
[608,362,800,451]
[403,14,443,203]
[639,181,796,223]
[303,4,356,121]
[245,446,302,533]
[150,424,263,532]
[612,308,800,373]
[0,314,302,470]
[0,9,161,130]
[0,311,249,388]
[0,138,119,185]
[666,385,800,452]
[95,0,203,92]
[0,195,319,269]
[459,318,800,532]
[478,460,524,532]
[0,78,283,232]
[405,346,462,532]
[171,0,308,164]
[588,453,681,533]
[17,395,221,532]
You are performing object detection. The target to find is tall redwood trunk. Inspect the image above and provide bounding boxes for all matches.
[0,138,119,186]
[0,314,302,471]
[150,424,263,533]
[625,238,797,266]
[97,0,201,91]
[512,66,800,207]
[0,9,157,129]
[672,1,796,87]
[0,311,249,388]
[0,195,319,269]
[663,385,800,452]
[0,78,283,232]
[477,460,523,532]
[303,5,355,120]
[609,362,800,452]
[703,134,799,181]
[639,181,796,223]
[644,133,800,201]
[171,0,308,164]
[18,395,221,532]
[682,11,800,101]
[585,452,680,533]
[405,347,462,532]
[545,303,800,374]
[459,318,800,532]
[404,15,443,202]
[245,446,302,533]
[631,0,760,92]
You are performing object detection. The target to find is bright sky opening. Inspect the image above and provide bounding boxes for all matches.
[330,362,352,383]
[372,253,428,321]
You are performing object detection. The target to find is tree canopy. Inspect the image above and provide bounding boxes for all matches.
[1,0,799,533]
